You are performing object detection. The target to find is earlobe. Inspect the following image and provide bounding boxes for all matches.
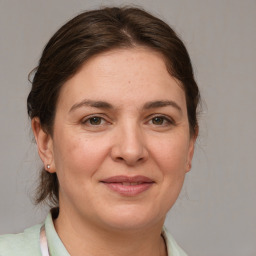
[186,128,198,173]
[186,142,195,173]
[31,117,55,173]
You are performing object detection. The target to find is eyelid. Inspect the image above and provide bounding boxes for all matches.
[81,114,111,126]
[80,113,175,127]
[146,114,175,125]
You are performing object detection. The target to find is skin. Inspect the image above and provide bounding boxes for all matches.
[32,47,197,256]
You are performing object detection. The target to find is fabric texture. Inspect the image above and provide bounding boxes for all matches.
[0,211,187,256]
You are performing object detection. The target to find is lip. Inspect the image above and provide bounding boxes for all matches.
[100,175,154,196]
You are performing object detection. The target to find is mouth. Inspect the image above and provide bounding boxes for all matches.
[100,175,154,196]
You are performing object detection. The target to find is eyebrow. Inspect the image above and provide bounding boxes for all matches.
[69,99,182,113]
[143,100,182,113]
[69,100,113,113]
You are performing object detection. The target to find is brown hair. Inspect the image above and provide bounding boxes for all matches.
[27,6,200,206]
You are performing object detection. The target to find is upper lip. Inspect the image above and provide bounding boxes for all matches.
[101,175,154,183]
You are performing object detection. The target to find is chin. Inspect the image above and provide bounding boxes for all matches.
[96,205,166,231]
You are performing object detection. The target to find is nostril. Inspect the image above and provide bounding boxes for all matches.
[110,141,149,165]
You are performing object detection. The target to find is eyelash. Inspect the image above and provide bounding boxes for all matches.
[147,115,175,127]
[81,115,108,126]
[81,114,175,128]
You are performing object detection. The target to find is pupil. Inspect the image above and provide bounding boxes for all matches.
[153,117,163,125]
[90,117,101,125]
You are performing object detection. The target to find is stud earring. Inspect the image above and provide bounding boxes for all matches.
[47,164,50,169]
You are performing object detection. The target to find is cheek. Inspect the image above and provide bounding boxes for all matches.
[149,133,190,174]
[144,134,189,215]
[53,133,110,185]
[52,133,112,208]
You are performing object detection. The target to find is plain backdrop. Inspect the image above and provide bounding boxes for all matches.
[0,0,255,255]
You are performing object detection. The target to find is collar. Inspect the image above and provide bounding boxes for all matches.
[44,208,70,256]
[42,209,187,256]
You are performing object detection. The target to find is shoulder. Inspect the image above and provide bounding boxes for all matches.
[0,224,42,256]
[162,227,188,256]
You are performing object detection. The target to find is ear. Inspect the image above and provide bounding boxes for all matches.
[31,117,55,173]
[185,127,198,173]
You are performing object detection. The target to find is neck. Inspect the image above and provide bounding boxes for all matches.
[54,207,167,256]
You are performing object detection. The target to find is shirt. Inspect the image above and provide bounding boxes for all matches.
[0,211,188,256]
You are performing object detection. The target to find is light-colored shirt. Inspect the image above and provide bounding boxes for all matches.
[0,211,187,256]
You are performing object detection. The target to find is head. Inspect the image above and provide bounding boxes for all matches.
[27,6,200,213]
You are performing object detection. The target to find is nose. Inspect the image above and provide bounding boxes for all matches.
[110,123,149,166]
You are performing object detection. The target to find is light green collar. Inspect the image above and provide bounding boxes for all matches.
[44,209,187,256]
[44,209,70,256]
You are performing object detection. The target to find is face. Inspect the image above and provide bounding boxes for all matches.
[39,48,196,231]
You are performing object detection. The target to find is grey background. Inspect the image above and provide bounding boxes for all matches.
[0,0,255,255]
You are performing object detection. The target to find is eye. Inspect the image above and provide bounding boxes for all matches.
[88,117,103,125]
[151,116,165,125]
[82,116,107,126]
[148,115,174,126]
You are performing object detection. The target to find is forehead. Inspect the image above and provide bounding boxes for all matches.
[57,47,186,111]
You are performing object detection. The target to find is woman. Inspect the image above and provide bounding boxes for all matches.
[0,6,200,256]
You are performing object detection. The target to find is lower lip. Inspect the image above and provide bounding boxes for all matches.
[102,183,153,196]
